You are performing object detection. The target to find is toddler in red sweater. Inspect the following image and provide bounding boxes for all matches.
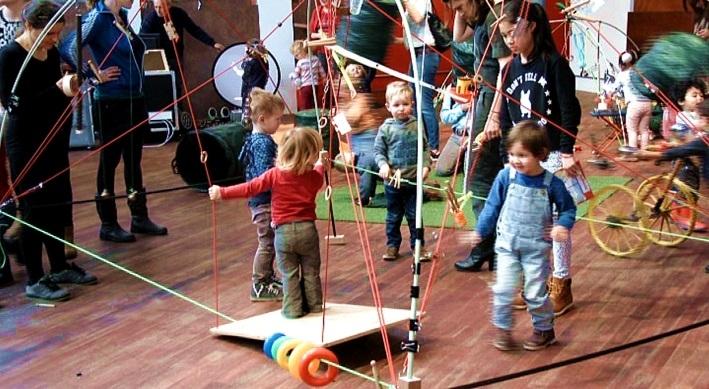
[209,127,327,318]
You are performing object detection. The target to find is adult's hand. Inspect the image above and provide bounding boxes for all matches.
[483,119,501,141]
[98,66,121,83]
[561,153,580,176]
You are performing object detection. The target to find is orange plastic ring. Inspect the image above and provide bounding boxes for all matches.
[287,341,318,379]
[276,338,302,369]
[298,347,339,387]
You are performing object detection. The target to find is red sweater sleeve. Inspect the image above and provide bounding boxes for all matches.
[220,168,275,199]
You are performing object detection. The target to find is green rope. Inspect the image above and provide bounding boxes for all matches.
[333,159,709,243]
[320,359,395,388]
[577,214,709,244]
[332,159,486,201]
[0,210,238,323]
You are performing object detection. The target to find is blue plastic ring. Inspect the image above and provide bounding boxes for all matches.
[263,332,286,359]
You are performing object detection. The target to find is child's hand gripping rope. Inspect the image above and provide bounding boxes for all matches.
[446,183,473,228]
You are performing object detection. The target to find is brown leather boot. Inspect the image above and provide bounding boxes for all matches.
[549,277,573,316]
[523,329,556,351]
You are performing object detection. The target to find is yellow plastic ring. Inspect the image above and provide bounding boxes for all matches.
[276,338,302,369]
[287,341,318,379]
[200,151,208,164]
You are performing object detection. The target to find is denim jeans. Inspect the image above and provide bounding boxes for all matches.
[274,221,322,318]
[350,130,378,202]
[250,204,276,284]
[409,49,440,150]
[384,183,423,250]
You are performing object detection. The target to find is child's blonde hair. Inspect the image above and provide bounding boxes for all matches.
[345,63,365,80]
[385,81,413,104]
[290,40,307,58]
[506,120,551,161]
[277,127,324,175]
[249,88,285,119]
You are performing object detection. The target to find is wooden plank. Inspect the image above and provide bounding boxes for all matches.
[210,303,410,347]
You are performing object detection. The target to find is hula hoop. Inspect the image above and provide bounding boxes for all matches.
[263,332,286,359]
[276,338,303,369]
[287,341,318,379]
[270,336,292,360]
[298,347,339,387]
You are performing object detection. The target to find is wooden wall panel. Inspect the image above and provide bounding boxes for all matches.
[632,0,686,13]
[627,11,694,50]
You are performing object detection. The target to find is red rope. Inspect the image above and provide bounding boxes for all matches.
[318,48,399,386]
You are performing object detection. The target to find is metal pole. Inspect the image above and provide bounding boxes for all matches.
[395,1,423,386]
[75,5,83,133]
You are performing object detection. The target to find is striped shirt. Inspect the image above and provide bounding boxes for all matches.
[289,56,326,87]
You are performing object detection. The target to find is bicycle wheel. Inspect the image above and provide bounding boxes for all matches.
[588,185,648,257]
[636,175,697,246]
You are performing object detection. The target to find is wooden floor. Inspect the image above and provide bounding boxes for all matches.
[1,93,708,388]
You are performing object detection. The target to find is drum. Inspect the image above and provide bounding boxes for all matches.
[212,42,281,107]
[172,123,248,191]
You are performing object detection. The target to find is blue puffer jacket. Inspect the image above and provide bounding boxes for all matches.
[60,1,145,99]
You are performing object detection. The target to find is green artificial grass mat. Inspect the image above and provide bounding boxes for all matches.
[316,173,632,229]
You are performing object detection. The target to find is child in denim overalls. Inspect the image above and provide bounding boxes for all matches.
[462,121,576,351]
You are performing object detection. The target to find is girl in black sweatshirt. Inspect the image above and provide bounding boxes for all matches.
[496,0,581,317]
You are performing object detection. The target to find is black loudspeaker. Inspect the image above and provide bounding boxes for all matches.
[70,91,99,149]
[143,70,178,145]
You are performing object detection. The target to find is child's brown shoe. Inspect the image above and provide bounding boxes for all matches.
[523,329,556,351]
[382,246,399,261]
[492,328,518,351]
